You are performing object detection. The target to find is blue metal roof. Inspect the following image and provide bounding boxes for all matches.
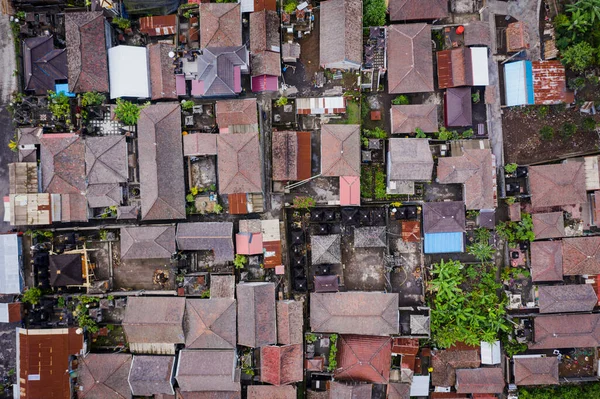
[504,60,534,106]
[55,83,75,98]
[424,232,464,254]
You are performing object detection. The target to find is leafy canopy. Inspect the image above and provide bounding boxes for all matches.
[114,99,141,126]
[363,0,387,27]
[496,213,535,246]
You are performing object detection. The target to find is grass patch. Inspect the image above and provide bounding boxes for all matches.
[345,100,360,124]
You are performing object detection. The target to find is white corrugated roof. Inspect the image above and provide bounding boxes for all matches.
[0,234,22,294]
[108,45,150,99]
[240,0,254,13]
[480,340,502,365]
[470,47,490,86]
[0,303,8,323]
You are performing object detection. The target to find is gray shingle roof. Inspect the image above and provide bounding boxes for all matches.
[176,222,234,262]
[85,136,128,184]
[311,234,342,264]
[128,355,175,396]
[422,201,465,233]
[354,226,387,248]
[123,297,185,346]
[388,138,434,181]
[319,0,363,69]
[236,282,276,347]
[176,350,240,392]
[538,284,598,313]
[120,226,176,260]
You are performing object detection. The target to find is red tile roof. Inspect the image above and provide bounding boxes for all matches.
[528,163,586,209]
[335,335,392,383]
[530,241,563,282]
[532,61,568,105]
[149,43,177,100]
[537,284,598,313]
[184,298,236,349]
[247,386,296,399]
[513,356,559,386]
[320,124,361,177]
[217,133,263,194]
[431,349,480,387]
[276,300,304,345]
[199,4,242,48]
[506,22,528,52]
[562,236,600,276]
[389,0,448,21]
[260,344,303,385]
[532,212,564,239]
[455,368,504,394]
[388,383,410,399]
[254,0,276,11]
[437,48,472,89]
[40,133,86,194]
[78,353,132,398]
[236,282,277,347]
[392,338,419,355]
[216,99,258,133]
[530,313,600,349]
[388,24,434,94]
[391,104,438,134]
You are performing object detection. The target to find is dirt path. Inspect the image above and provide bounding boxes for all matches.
[0,14,17,103]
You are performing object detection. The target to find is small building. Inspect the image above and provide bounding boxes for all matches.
[506,21,529,52]
[314,275,340,293]
[354,226,386,248]
[272,131,312,181]
[329,381,373,398]
[481,341,502,365]
[9,193,55,226]
[22,36,67,95]
[319,0,363,70]
[321,124,361,177]
[176,222,234,262]
[77,353,133,398]
[537,284,597,314]
[340,175,361,206]
[108,45,150,99]
[504,60,569,106]
[277,300,304,345]
[296,96,346,115]
[199,3,242,48]
[310,292,399,335]
[236,228,263,255]
[187,47,249,97]
[148,43,178,100]
[562,236,600,276]
[387,24,434,93]
[455,368,504,394]
[444,87,472,127]
[262,219,283,268]
[128,355,175,396]
[464,21,491,47]
[432,348,480,388]
[85,136,128,185]
[9,162,37,195]
[216,98,258,133]
[16,127,43,162]
[530,313,600,349]
[282,42,301,63]
[122,297,185,354]
[335,335,392,383]
[530,241,563,282]
[528,163,586,210]
[390,104,438,134]
[261,344,304,385]
[176,349,240,393]
[251,51,280,92]
[532,212,564,240]
[120,226,176,260]
[247,385,296,399]
[0,234,23,294]
[0,303,22,323]
[389,0,448,21]
[422,201,465,254]
[387,138,434,195]
[217,133,263,194]
[236,282,277,347]
[513,356,559,386]
[210,274,236,298]
[437,47,489,89]
[49,253,84,287]
[250,10,280,53]
[311,234,342,264]
[139,14,177,36]
[183,133,218,157]
[184,298,236,349]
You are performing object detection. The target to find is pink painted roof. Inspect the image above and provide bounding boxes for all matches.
[340,176,360,205]
[176,74,186,95]
[252,75,279,92]
[191,79,204,96]
[234,66,241,93]
[236,232,263,255]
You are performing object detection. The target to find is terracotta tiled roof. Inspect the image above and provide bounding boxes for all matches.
[319,0,363,69]
[199,4,242,48]
[391,104,438,134]
[530,313,600,349]
[176,222,234,262]
[530,241,563,282]
[538,284,598,313]
[310,292,399,335]
[260,344,304,385]
[129,355,175,396]
[464,22,491,47]
[120,226,176,260]
[392,338,419,355]
[149,43,178,100]
[562,236,600,276]
[210,275,236,299]
[176,350,240,392]
[506,21,528,52]
[422,201,465,233]
[178,390,241,399]
[329,382,373,399]
[320,124,360,177]
[184,298,236,349]
[183,133,218,156]
[272,131,298,181]
[527,163,586,209]
[389,138,434,181]
[249,10,280,53]
[65,12,109,93]
[277,300,304,345]
[444,87,473,127]
[247,385,296,399]
[437,48,472,89]
[387,24,434,94]
[388,383,410,399]
[437,149,496,210]
[532,212,564,240]
[532,61,567,105]
[78,353,132,398]
[431,349,480,387]
[85,136,128,184]
[139,15,177,37]
[236,282,277,347]
[217,133,263,194]
[23,36,67,95]
[335,335,392,383]
[123,297,185,346]
[251,51,281,77]
[40,133,86,194]
[216,99,258,133]
[455,368,504,394]
[513,357,559,386]
[389,0,448,21]
[61,193,89,222]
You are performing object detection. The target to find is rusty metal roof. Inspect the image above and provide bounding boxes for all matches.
[532,61,568,105]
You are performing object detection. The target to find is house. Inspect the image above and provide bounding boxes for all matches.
[262,219,283,268]
[530,241,563,282]
[532,212,564,239]
[311,234,342,264]
[250,10,280,53]
[329,382,373,398]
[237,282,277,347]
[464,21,491,47]
[314,275,340,293]
[354,226,387,248]
[282,42,301,63]
[217,133,263,195]
[120,226,176,260]
[122,297,185,354]
[0,303,22,323]
[538,284,597,314]
[77,353,133,398]
[513,356,559,386]
[319,0,363,70]
[437,47,489,89]
[149,43,178,100]
[108,45,150,98]
[272,131,312,181]
[199,3,242,48]
[528,162,586,210]
[188,46,249,97]
[387,24,434,93]
[437,148,497,210]
[504,60,569,106]
[16,127,42,162]
[296,96,346,115]
[277,300,304,345]
[310,292,399,335]
[251,51,280,92]
[261,344,304,385]
[387,139,434,195]
[176,349,240,393]
[388,383,411,399]
[216,98,258,133]
[247,385,296,399]
[139,14,177,36]
[321,124,361,177]
[85,136,128,185]
[389,0,448,21]
[530,313,600,349]
[22,36,67,95]
[49,254,83,287]
[335,335,392,383]
[444,87,472,127]
[455,368,505,394]
[431,349,480,388]
[390,104,438,134]
[9,193,54,226]
[65,12,110,93]
[183,133,218,157]
[16,328,84,399]
[176,222,234,262]
[0,234,23,294]
[240,0,276,12]
[237,219,263,255]
[184,298,236,349]
[128,355,175,396]
[340,175,361,206]
[562,236,600,275]
[506,21,529,52]
[422,201,465,254]
[210,275,236,298]
[138,103,186,220]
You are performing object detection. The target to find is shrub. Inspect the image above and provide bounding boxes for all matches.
[8,137,18,152]
[583,117,597,131]
[539,125,554,140]
[560,122,577,138]
[233,254,247,269]
[114,99,141,126]
[47,90,71,120]
[363,0,387,27]
[283,0,298,14]
[181,100,194,111]
[391,95,410,105]
[81,91,105,107]
[292,196,316,210]
[471,91,480,103]
[504,163,518,174]
[213,203,223,214]
[467,242,495,261]
[537,105,549,118]
[275,97,288,107]
[461,128,474,139]
[496,213,535,246]
[363,127,387,139]
[561,41,595,72]
[568,76,586,90]
[112,17,130,30]
[415,127,426,138]
[22,287,42,305]
[473,227,491,244]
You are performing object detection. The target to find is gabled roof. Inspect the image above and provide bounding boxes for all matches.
[391,104,438,134]
[444,87,473,127]
[85,136,128,184]
[455,368,504,394]
[216,98,258,133]
[123,297,185,345]
[538,284,597,314]
[236,282,277,347]
[319,0,363,68]
[514,357,559,386]
[272,131,298,181]
[247,386,296,399]
[530,313,600,349]
[128,355,175,396]
[310,292,399,335]
[217,133,262,194]
[562,236,600,275]
[422,201,465,233]
[431,349,480,387]
[530,241,563,282]
[437,149,496,210]
[78,353,132,399]
[335,335,392,383]
[311,234,342,265]
[437,48,472,89]
[321,124,360,177]
[65,12,109,93]
[388,138,434,181]
[532,212,564,239]
[199,3,242,48]
[387,24,434,94]
[329,382,373,399]
[249,10,280,53]
[388,383,411,399]
[528,163,586,209]
[120,226,176,260]
[23,36,67,95]
[354,226,387,248]
[149,43,178,100]
[176,350,240,392]
[260,344,304,385]
[277,300,304,345]
[176,222,234,262]
[40,133,86,194]
[49,254,83,287]
[184,298,236,349]
[183,133,218,156]
[389,0,449,21]
[138,103,186,220]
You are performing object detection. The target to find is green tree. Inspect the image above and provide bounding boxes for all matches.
[47,90,71,120]
[275,97,288,107]
[81,91,105,107]
[504,163,518,174]
[415,127,426,138]
[233,254,247,269]
[23,287,42,305]
[114,99,141,126]
[283,0,298,14]
[181,100,194,111]
[391,95,410,105]
[112,17,131,30]
[561,41,596,72]
[363,0,387,27]
[467,242,495,261]
[583,117,597,131]
[496,213,535,246]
